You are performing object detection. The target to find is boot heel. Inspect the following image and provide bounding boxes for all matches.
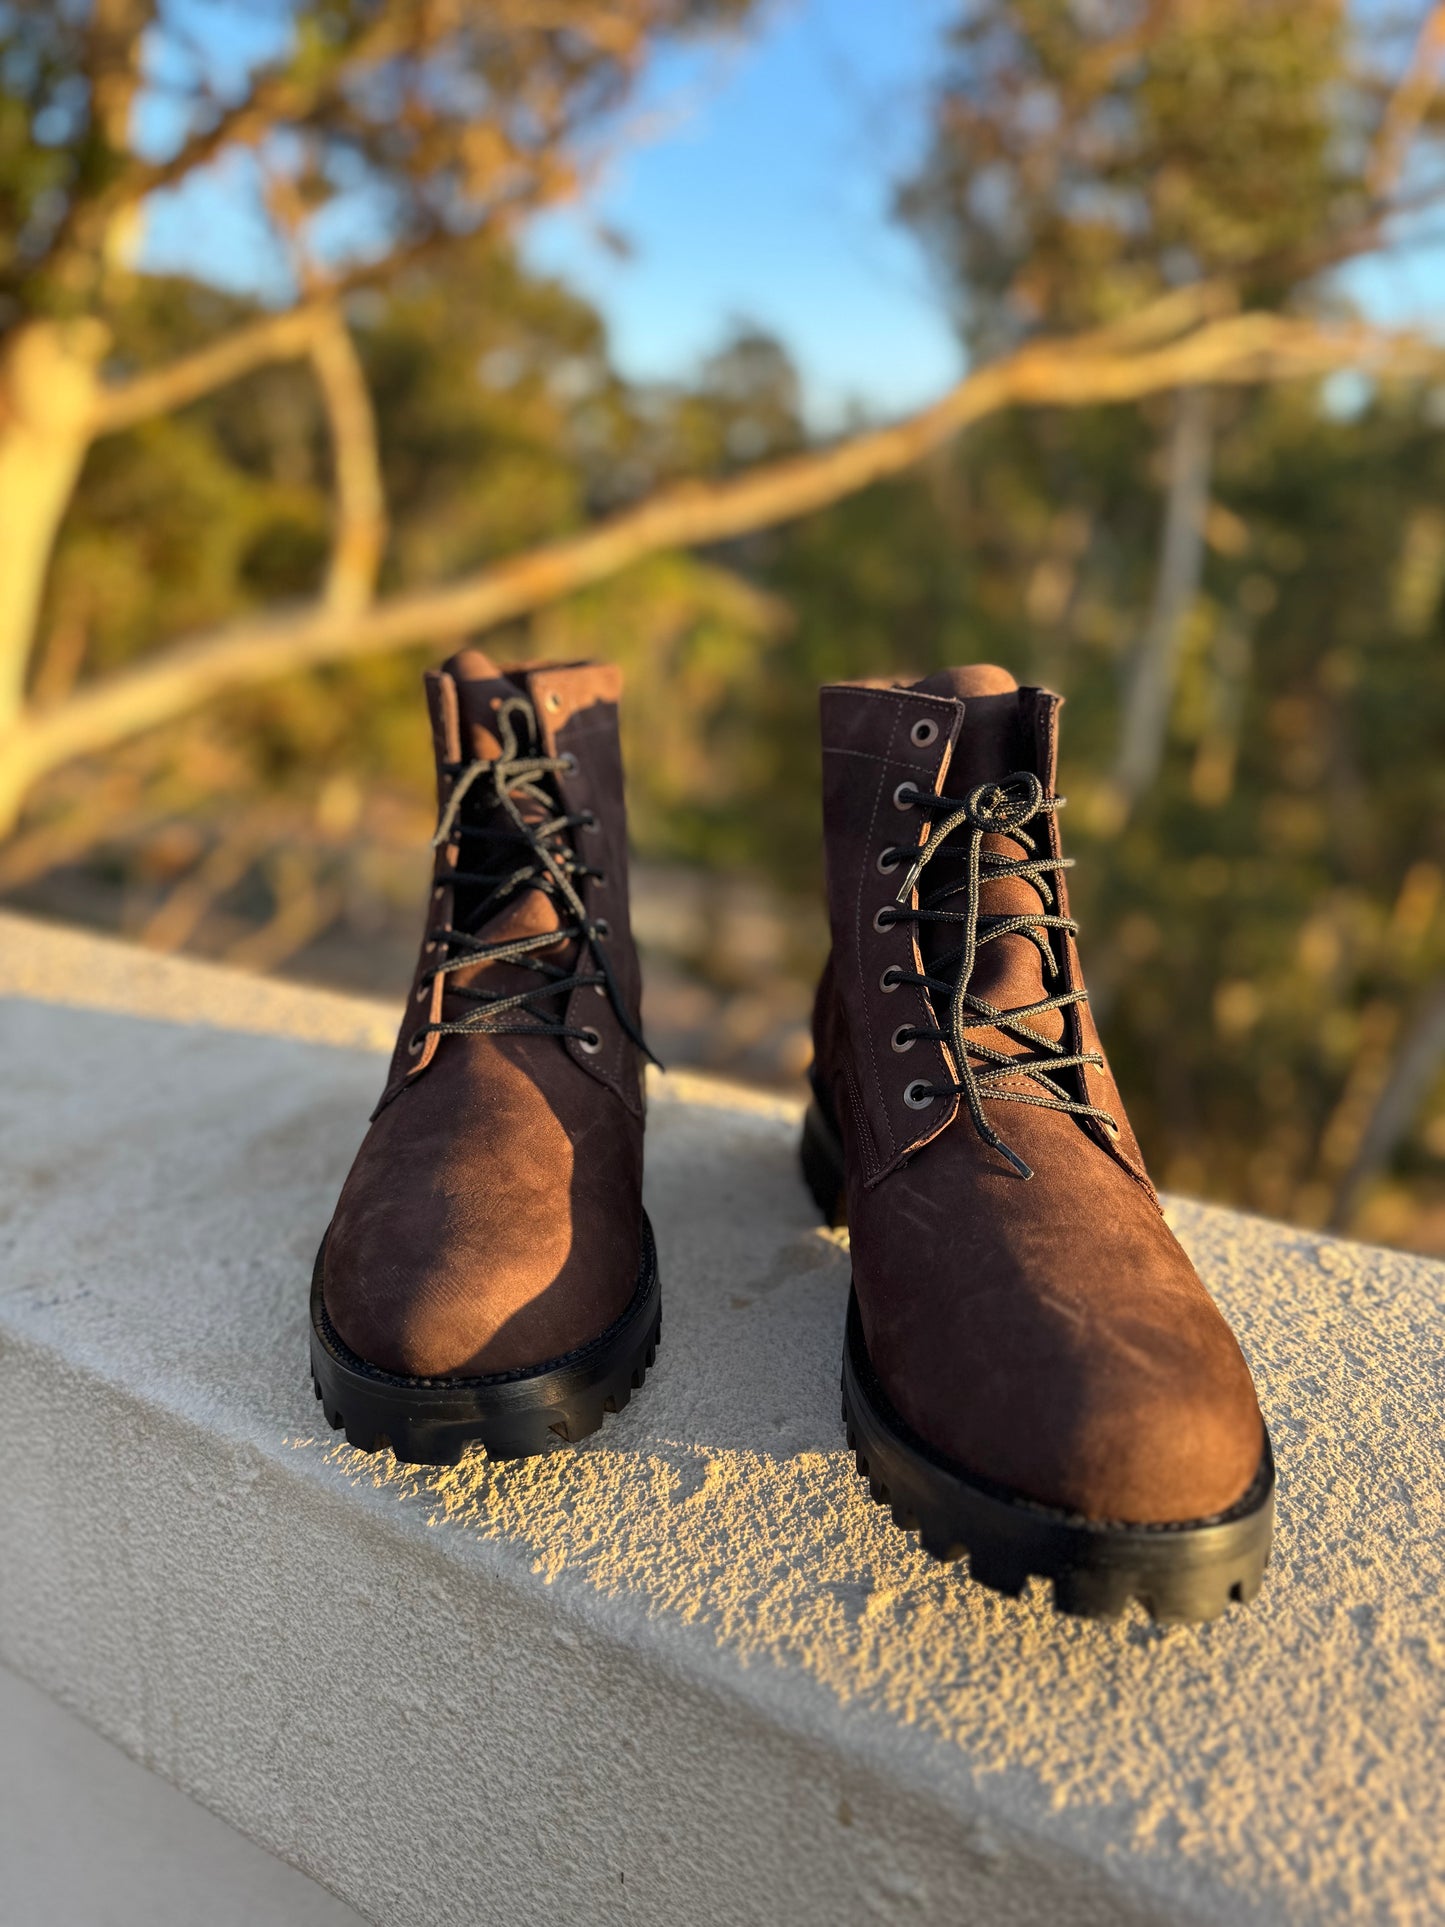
[800,1099,847,1228]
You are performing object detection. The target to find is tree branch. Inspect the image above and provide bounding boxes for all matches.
[309,304,388,615]
[3,308,1440,828]
[1368,3,1445,199]
[90,305,330,436]
[87,218,509,438]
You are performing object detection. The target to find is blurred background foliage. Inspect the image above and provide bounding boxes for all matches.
[4,0,1445,1252]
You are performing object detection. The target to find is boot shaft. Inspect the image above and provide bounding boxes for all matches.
[378,650,644,1116]
[813,665,1150,1191]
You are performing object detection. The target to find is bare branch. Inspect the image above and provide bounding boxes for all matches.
[129,74,318,203]
[138,820,269,953]
[90,306,330,436]
[1368,3,1445,199]
[3,308,1440,827]
[87,216,512,438]
[309,304,388,615]
[223,849,343,972]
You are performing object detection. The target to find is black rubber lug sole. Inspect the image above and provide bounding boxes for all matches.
[843,1291,1274,1624]
[309,1214,661,1466]
[801,1089,1275,1622]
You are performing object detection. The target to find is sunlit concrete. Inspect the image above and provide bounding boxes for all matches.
[0,1661,364,1927]
[0,909,1441,1926]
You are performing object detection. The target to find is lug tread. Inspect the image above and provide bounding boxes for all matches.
[315,1314,660,1466]
[843,1386,1272,1624]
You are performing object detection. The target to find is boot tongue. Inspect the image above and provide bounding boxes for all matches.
[441,650,568,953]
[444,647,518,762]
[911,663,1025,784]
[906,665,1063,1050]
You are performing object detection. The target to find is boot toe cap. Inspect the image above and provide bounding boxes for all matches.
[320,1199,638,1381]
[886,1305,1267,1526]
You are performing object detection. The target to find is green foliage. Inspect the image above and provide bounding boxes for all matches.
[900,0,1364,348]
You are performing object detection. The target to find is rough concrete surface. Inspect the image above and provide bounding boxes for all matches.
[0,1660,364,1926]
[0,911,1441,1926]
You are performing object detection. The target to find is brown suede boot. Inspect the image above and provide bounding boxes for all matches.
[802,665,1273,1621]
[310,649,659,1465]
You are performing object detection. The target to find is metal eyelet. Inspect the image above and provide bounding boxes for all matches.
[546,691,563,712]
[873,905,897,934]
[558,752,578,774]
[876,846,900,876]
[578,1026,603,1054]
[593,917,611,939]
[893,781,918,811]
[903,1080,935,1110]
[414,980,430,1004]
[406,1030,426,1057]
[910,717,939,748]
[891,1026,915,1054]
[879,966,903,993]
[594,982,608,998]
[424,939,437,954]
[432,885,445,902]
[592,872,607,888]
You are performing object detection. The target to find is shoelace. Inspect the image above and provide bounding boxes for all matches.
[880,769,1116,1180]
[409,694,654,1061]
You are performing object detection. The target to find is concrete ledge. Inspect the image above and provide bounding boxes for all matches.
[0,1660,363,1926]
[1,912,1442,1925]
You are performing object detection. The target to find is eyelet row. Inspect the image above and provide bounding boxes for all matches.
[885,739,935,1105]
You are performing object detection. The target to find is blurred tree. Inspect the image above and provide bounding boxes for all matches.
[721,0,1445,1241]
[900,0,1437,827]
[0,0,1418,838]
[901,0,1364,352]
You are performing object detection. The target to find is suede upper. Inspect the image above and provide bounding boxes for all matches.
[323,651,645,1380]
[812,665,1266,1525]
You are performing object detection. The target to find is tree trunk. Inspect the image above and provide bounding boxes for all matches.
[0,321,105,734]
[1326,980,1445,1232]
[1106,384,1214,823]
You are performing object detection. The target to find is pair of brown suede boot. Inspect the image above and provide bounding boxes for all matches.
[310,651,1274,1623]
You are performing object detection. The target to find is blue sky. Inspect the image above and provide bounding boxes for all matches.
[523,0,963,426]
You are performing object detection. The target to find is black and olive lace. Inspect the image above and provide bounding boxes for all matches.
[409,695,653,1062]
[880,770,1116,1181]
